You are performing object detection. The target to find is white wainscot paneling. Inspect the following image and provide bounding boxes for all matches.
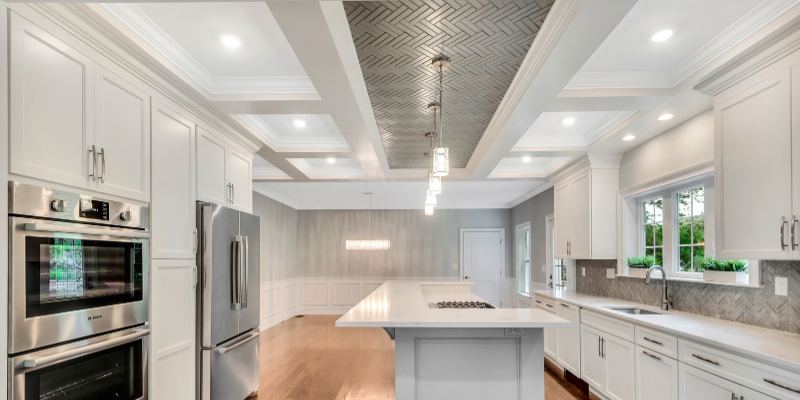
[332,283,361,306]
[365,283,382,297]
[300,283,329,306]
[260,279,298,331]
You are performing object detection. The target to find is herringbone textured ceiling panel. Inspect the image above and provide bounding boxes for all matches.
[345,0,554,169]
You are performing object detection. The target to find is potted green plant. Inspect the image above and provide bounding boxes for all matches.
[699,256,748,283]
[626,255,655,277]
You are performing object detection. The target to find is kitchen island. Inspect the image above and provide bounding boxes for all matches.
[336,281,570,400]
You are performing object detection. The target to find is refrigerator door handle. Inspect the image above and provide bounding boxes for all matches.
[241,235,249,309]
[232,237,243,310]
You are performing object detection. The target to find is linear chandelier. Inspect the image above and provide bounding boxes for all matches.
[424,54,451,215]
[346,192,390,250]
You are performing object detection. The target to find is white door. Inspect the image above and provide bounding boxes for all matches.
[741,387,778,400]
[228,146,252,212]
[151,259,196,400]
[635,345,678,400]
[679,363,740,400]
[9,13,94,189]
[581,324,606,392]
[461,229,504,307]
[556,302,581,377]
[604,333,635,400]
[196,126,228,206]
[570,171,592,259]
[94,64,150,201]
[151,100,196,259]
[554,182,571,258]
[716,69,792,260]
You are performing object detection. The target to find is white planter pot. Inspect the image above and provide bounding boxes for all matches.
[628,268,648,277]
[703,270,748,283]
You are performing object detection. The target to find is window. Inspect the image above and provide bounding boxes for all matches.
[677,186,705,272]
[642,197,663,266]
[515,223,531,295]
[554,257,567,288]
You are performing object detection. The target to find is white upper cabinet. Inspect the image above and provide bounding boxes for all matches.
[95,64,150,202]
[151,100,196,259]
[552,157,620,259]
[9,12,95,190]
[196,125,253,212]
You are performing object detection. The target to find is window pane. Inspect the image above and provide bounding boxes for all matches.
[679,218,692,245]
[655,247,663,266]
[693,245,705,272]
[645,224,654,246]
[654,198,663,223]
[643,201,654,223]
[692,187,705,216]
[679,246,692,271]
[646,248,654,257]
[655,223,663,246]
[692,216,705,244]
[678,191,691,218]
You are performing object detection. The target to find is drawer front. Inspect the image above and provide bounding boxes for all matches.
[635,325,678,359]
[534,297,556,313]
[679,339,800,400]
[581,309,634,342]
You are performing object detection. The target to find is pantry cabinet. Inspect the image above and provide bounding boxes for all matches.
[196,125,252,212]
[552,156,619,259]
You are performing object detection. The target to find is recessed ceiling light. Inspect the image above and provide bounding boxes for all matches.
[623,135,636,141]
[293,120,306,127]
[327,158,336,164]
[220,36,241,48]
[657,114,674,121]
[651,30,673,42]
[522,156,532,162]
[562,117,575,126]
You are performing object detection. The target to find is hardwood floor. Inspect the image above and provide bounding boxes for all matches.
[256,315,588,400]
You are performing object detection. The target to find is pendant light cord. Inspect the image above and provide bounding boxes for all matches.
[369,193,373,239]
[438,62,443,146]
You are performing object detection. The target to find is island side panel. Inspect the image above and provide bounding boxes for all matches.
[395,327,545,400]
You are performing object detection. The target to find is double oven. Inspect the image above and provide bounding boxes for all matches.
[8,182,149,400]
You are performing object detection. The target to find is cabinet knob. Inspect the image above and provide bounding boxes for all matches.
[50,199,66,212]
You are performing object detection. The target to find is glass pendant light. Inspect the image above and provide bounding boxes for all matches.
[346,192,390,250]
[425,201,434,215]
[429,173,442,194]
[426,189,437,206]
[431,54,450,177]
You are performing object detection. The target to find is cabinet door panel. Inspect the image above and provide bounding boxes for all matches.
[9,13,94,189]
[605,333,635,400]
[554,182,571,259]
[716,69,792,259]
[679,363,740,400]
[791,62,800,260]
[228,146,252,212]
[570,171,591,259]
[635,345,677,400]
[544,326,557,360]
[580,324,605,392]
[741,387,778,400]
[95,65,150,201]
[151,101,196,259]
[196,127,228,206]
[556,303,581,377]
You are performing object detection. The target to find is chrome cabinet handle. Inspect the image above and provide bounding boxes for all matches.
[545,304,553,308]
[560,303,570,308]
[764,378,800,394]
[599,336,601,357]
[193,265,198,289]
[535,300,542,304]
[781,217,788,250]
[601,337,605,358]
[692,353,720,365]
[217,331,259,354]
[22,328,149,369]
[226,183,231,203]
[643,350,661,361]
[232,183,235,203]
[792,216,798,250]
[89,145,96,181]
[99,147,106,183]
[193,228,198,253]
[643,337,663,346]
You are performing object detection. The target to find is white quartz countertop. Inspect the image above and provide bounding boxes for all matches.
[335,281,571,328]
[533,288,800,373]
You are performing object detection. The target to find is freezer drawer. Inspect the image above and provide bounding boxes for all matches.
[200,330,260,400]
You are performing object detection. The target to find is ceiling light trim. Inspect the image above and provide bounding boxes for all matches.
[238,114,351,149]
[101,3,318,96]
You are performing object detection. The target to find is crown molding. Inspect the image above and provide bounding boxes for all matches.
[238,114,350,149]
[465,0,584,175]
[489,156,571,177]
[101,3,317,96]
[619,160,714,197]
[547,153,621,183]
[320,1,390,176]
[508,181,554,208]
[565,0,800,90]
[584,111,638,144]
[587,153,623,169]
[252,184,301,209]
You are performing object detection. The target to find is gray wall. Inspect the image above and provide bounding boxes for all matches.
[296,209,513,278]
[253,192,298,282]
[511,187,554,284]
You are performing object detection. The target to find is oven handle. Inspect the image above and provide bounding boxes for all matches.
[23,222,149,239]
[22,328,149,370]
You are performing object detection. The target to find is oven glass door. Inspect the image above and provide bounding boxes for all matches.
[25,237,144,318]
[22,338,144,400]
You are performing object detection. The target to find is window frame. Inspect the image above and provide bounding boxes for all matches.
[673,184,706,277]
[640,195,664,267]
[515,221,531,296]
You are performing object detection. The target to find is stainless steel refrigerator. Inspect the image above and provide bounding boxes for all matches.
[196,201,261,400]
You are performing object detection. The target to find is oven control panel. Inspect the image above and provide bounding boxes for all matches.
[79,198,110,221]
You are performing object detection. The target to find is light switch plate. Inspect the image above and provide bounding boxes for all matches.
[452,263,457,270]
[607,268,616,279]
[504,328,525,336]
[582,267,585,276]
[776,276,788,296]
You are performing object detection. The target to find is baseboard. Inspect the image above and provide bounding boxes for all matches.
[296,306,353,315]
[260,306,297,331]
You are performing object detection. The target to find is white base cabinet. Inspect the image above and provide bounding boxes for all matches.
[580,324,635,400]
[679,363,742,400]
[535,297,558,360]
[635,345,678,400]
[556,302,581,377]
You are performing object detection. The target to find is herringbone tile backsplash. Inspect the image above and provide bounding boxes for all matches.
[576,260,800,334]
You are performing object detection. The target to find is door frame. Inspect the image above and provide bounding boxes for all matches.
[459,228,506,307]
[546,214,554,288]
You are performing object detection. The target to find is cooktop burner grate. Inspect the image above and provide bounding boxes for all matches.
[430,301,496,309]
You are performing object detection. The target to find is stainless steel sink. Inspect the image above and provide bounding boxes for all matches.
[605,306,662,315]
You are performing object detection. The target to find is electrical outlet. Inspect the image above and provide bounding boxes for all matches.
[776,277,789,296]
[607,268,616,279]
[452,263,457,270]
[582,267,585,276]
[504,327,525,336]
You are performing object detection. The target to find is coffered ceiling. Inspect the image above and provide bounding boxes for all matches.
[344,0,554,169]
